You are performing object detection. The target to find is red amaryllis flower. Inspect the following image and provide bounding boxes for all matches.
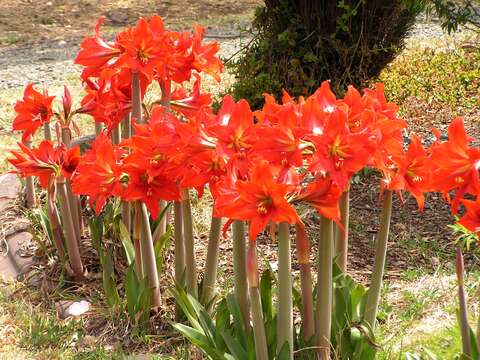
[170,74,211,118]
[253,103,307,178]
[13,83,55,142]
[430,117,480,213]
[191,24,223,81]
[121,165,180,219]
[116,16,166,81]
[179,149,228,197]
[74,17,122,79]
[458,197,480,240]
[215,161,300,240]
[386,134,431,210]
[8,141,79,188]
[80,69,147,132]
[208,96,257,176]
[308,109,374,189]
[72,134,124,213]
[311,80,337,113]
[296,176,342,223]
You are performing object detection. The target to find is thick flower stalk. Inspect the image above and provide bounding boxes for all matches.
[277,222,293,358]
[8,141,83,278]
[295,223,314,340]
[247,240,268,360]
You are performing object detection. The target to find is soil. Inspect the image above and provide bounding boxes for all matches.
[0,0,259,47]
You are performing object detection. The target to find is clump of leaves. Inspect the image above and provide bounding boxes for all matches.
[379,47,480,109]
[228,0,425,109]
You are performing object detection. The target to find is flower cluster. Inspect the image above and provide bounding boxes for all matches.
[75,15,222,132]
[8,15,480,244]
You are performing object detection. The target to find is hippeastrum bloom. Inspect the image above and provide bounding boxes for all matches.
[121,164,180,219]
[208,96,257,177]
[169,74,211,118]
[179,149,228,197]
[386,134,431,210]
[295,175,342,223]
[9,141,79,188]
[72,134,124,213]
[215,161,300,240]
[13,83,55,142]
[191,24,223,81]
[116,16,166,81]
[80,69,147,132]
[253,102,306,169]
[74,17,122,79]
[308,108,375,189]
[430,117,480,212]
[458,197,480,240]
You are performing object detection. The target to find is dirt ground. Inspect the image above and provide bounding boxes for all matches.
[0,0,260,46]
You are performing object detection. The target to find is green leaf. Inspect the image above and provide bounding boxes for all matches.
[215,299,230,349]
[222,332,247,360]
[154,225,173,275]
[102,247,120,308]
[137,277,152,327]
[118,221,135,266]
[226,294,247,349]
[125,264,139,321]
[88,215,104,255]
[173,324,227,360]
[34,205,53,246]
[260,269,275,321]
[277,342,291,360]
[173,323,210,347]
[187,292,217,346]
[171,285,202,330]
[469,325,479,360]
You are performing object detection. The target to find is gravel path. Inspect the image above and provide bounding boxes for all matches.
[0,18,465,91]
[0,29,249,90]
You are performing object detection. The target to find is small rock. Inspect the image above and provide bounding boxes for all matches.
[0,232,35,281]
[0,173,21,213]
[56,300,91,319]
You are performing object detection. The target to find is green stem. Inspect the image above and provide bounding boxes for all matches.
[181,189,198,297]
[43,122,52,141]
[277,222,293,358]
[24,140,36,208]
[247,240,268,360]
[364,190,393,329]
[132,203,144,279]
[111,124,121,145]
[476,283,480,352]
[152,200,168,244]
[132,72,142,123]
[335,189,350,273]
[316,216,334,359]
[121,114,132,235]
[201,216,222,307]
[232,220,250,331]
[295,223,315,340]
[139,202,162,308]
[47,178,66,261]
[61,128,83,240]
[94,123,103,136]
[174,201,185,319]
[456,246,471,357]
[122,202,132,237]
[57,179,84,279]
